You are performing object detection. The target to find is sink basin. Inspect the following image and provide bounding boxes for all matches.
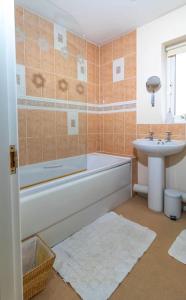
[133,139,185,157]
[133,139,186,213]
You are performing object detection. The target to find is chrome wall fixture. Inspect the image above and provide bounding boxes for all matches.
[146,76,161,107]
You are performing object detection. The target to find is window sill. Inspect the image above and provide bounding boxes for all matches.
[173,116,186,124]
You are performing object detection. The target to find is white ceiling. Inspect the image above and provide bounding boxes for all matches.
[16,0,186,44]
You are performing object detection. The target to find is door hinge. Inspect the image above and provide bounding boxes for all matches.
[9,145,18,174]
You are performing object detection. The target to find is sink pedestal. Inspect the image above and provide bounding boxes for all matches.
[148,156,165,212]
[133,139,185,212]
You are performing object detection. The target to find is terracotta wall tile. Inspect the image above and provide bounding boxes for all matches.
[56,111,67,135]
[16,41,25,65]
[67,32,86,58]
[69,79,87,102]
[88,62,96,83]
[67,32,77,56]
[96,47,100,66]
[68,136,79,156]
[137,124,150,136]
[112,82,124,102]
[42,72,55,98]
[87,84,96,103]
[113,37,124,60]
[25,39,40,69]
[103,134,114,153]
[27,138,43,164]
[100,30,136,105]
[113,134,125,154]
[87,42,97,64]
[102,83,113,103]
[125,111,136,134]
[79,135,87,155]
[96,85,100,103]
[76,36,87,58]
[103,114,114,133]
[96,66,100,85]
[54,50,66,76]
[124,78,136,100]
[113,112,124,133]
[150,124,168,139]
[15,6,25,64]
[55,52,77,80]
[79,113,87,135]
[99,115,104,132]
[15,6,24,29]
[66,55,77,79]
[27,109,42,138]
[88,114,99,134]
[42,110,56,137]
[123,31,136,56]
[99,133,104,152]
[18,109,27,138]
[55,76,68,100]
[87,134,100,153]
[167,124,185,139]
[56,135,69,158]
[100,42,113,65]
[125,53,136,79]
[125,134,136,156]
[100,63,112,84]
[39,17,54,47]
[26,67,42,97]
[42,137,57,161]
[18,138,27,166]
[24,10,40,40]
[40,48,54,74]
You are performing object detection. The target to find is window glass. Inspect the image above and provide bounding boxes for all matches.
[176,52,186,116]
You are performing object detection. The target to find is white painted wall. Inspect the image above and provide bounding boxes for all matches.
[137,5,186,124]
[136,5,186,193]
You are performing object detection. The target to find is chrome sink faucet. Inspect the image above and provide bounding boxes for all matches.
[165,131,172,142]
[146,131,154,141]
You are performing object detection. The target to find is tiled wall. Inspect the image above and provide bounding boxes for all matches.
[18,109,88,165]
[15,6,100,165]
[99,32,137,156]
[100,32,136,103]
[16,6,186,168]
[137,124,186,141]
[97,33,186,157]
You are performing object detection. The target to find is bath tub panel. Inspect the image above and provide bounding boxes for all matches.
[21,163,131,239]
[39,185,131,246]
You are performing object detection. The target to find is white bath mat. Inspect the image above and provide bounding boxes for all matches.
[168,230,186,264]
[52,212,156,300]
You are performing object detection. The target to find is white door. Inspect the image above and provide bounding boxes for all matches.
[0,0,23,299]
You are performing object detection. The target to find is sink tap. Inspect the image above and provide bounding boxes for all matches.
[165,131,172,142]
[146,131,154,141]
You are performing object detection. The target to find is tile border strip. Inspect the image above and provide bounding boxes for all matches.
[17,96,136,113]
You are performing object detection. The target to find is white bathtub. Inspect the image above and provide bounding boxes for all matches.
[20,153,132,246]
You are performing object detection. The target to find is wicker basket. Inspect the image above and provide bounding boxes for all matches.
[22,236,56,300]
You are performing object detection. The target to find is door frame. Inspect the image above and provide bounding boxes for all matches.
[0,0,22,299]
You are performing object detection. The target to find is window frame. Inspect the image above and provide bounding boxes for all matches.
[166,42,186,123]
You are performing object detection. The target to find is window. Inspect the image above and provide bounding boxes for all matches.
[166,42,186,122]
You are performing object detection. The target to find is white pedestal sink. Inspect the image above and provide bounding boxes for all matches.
[133,139,186,212]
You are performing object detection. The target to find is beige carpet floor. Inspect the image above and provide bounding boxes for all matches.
[33,196,186,300]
